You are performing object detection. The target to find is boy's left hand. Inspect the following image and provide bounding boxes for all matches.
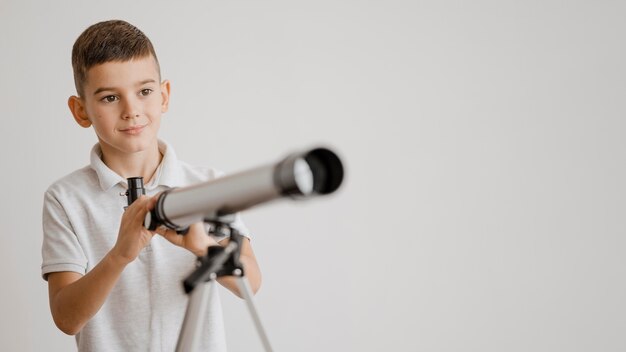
[157,223,218,257]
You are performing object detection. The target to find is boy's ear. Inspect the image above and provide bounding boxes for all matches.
[68,96,92,128]
[160,80,171,113]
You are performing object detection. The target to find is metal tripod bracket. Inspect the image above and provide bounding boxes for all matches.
[176,221,273,352]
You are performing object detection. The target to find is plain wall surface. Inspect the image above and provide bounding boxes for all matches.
[1,1,625,351]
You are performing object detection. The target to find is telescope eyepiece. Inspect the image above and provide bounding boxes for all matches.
[126,177,146,206]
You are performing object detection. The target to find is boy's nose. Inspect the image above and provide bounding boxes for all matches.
[121,99,141,119]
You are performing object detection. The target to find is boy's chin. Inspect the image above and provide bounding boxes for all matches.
[100,138,159,156]
[126,140,159,154]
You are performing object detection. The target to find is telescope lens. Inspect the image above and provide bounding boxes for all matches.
[304,148,344,195]
[293,158,314,195]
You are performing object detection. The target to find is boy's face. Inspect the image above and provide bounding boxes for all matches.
[69,55,169,158]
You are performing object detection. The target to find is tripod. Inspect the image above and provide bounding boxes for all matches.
[176,221,273,352]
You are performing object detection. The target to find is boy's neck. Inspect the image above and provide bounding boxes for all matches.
[99,142,163,184]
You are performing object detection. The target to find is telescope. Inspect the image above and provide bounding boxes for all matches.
[122,146,344,352]
[137,147,343,232]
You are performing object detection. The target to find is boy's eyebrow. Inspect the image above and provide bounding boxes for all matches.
[92,79,158,96]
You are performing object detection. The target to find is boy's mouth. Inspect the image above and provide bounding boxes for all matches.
[120,124,147,135]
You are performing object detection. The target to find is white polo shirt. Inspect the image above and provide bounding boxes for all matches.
[42,140,249,352]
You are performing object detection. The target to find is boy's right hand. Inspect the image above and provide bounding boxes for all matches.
[110,195,156,265]
[48,195,158,335]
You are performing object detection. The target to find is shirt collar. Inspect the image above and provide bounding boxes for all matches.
[90,140,183,191]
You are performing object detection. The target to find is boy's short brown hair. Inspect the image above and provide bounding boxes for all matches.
[71,20,160,96]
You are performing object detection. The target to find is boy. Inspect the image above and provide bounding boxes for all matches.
[41,20,261,351]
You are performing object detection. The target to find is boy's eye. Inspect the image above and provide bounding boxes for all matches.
[140,89,153,96]
[102,95,118,103]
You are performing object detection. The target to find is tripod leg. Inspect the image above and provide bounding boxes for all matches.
[176,279,216,352]
[235,275,274,352]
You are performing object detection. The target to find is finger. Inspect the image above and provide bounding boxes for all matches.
[125,196,151,226]
[156,225,173,238]
[158,226,182,245]
[126,195,149,214]
[147,194,160,211]
[155,225,168,236]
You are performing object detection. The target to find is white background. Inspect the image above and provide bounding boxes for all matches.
[1,1,625,351]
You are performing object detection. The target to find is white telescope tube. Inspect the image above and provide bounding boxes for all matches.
[145,147,343,231]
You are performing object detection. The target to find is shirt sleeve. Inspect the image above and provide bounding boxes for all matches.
[41,190,88,281]
[230,213,251,239]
